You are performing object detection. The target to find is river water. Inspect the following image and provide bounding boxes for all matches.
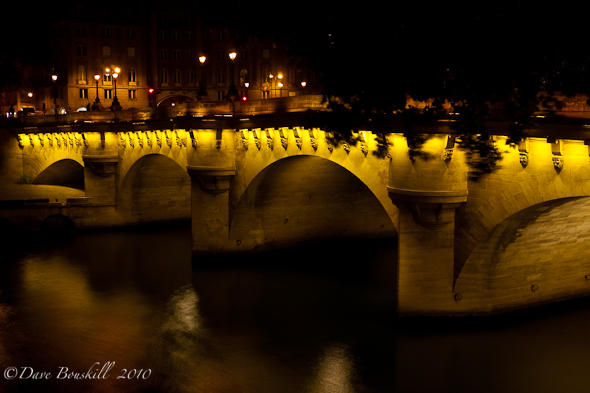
[1,223,590,393]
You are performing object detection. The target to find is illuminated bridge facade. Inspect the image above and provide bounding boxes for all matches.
[3,96,590,316]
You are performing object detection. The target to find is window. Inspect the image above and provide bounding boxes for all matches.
[102,27,110,38]
[160,50,167,60]
[104,73,112,84]
[80,89,88,99]
[217,49,224,61]
[76,26,85,37]
[186,31,193,42]
[262,49,270,59]
[187,69,194,85]
[217,68,225,84]
[217,91,225,100]
[78,65,87,84]
[240,69,248,86]
[159,31,167,41]
[128,68,137,85]
[128,90,137,100]
[261,68,269,83]
[241,50,248,61]
[127,47,136,58]
[186,50,193,61]
[104,89,112,99]
[161,69,169,85]
[77,45,86,56]
[173,31,180,41]
[174,69,181,85]
[173,50,181,60]
[127,29,136,39]
[102,45,111,57]
[217,31,225,42]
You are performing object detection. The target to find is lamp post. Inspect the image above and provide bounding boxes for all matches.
[277,73,283,98]
[93,74,101,110]
[301,81,307,95]
[111,67,121,111]
[227,52,238,101]
[198,55,208,100]
[52,74,58,114]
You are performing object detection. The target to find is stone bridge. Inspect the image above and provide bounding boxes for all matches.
[3,97,590,316]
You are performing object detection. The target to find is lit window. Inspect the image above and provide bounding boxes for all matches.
[104,89,112,99]
[128,68,137,85]
[78,65,87,84]
[127,47,136,58]
[80,89,88,99]
[102,45,111,57]
[128,90,137,100]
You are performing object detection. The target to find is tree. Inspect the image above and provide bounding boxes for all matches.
[207,1,590,175]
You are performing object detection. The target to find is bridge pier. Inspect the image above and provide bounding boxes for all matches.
[187,129,238,255]
[188,165,237,254]
[388,134,468,315]
[389,190,467,315]
[82,155,118,205]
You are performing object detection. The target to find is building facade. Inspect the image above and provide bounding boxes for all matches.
[45,1,320,113]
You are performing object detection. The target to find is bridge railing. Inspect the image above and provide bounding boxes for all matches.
[5,95,328,129]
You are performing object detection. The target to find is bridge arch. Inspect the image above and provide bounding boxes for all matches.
[32,158,84,189]
[229,155,397,250]
[455,196,590,313]
[117,154,191,224]
[456,137,590,280]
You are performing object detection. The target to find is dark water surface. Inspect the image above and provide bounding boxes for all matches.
[2,224,590,393]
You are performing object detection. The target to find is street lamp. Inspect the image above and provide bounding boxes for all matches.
[301,81,307,95]
[227,52,238,101]
[277,73,283,98]
[52,74,58,114]
[111,67,121,111]
[198,55,208,100]
[93,74,101,110]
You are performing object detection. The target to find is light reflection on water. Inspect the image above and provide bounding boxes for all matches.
[2,224,590,392]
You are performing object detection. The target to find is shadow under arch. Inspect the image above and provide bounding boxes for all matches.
[33,159,84,189]
[157,95,193,107]
[230,155,397,251]
[118,154,191,224]
[455,196,590,312]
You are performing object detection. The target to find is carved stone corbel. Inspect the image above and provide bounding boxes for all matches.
[548,137,563,171]
[265,129,274,150]
[280,128,288,149]
[293,128,302,150]
[518,138,529,167]
[309,129,318,151]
